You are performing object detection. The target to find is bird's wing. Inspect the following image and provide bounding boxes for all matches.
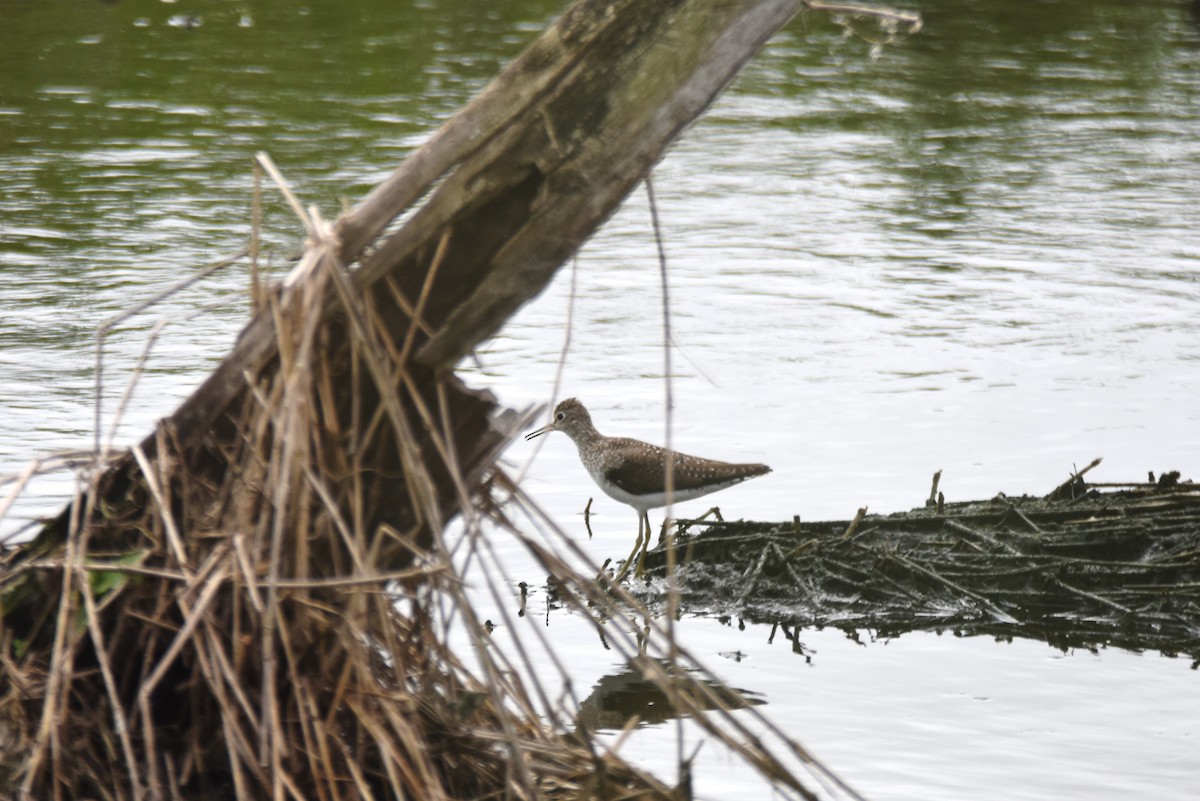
[601,440,671,495]
[602,439,768,494]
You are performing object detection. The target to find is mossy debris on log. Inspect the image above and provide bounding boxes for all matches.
[644,470,1200,663]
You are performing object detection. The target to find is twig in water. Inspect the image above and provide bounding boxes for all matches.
[250,156,263,311]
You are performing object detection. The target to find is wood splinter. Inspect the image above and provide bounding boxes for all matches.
[926,469,943,508]
[1045,457,1104,502]
[841,506,868,540]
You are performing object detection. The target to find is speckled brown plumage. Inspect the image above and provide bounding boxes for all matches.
[525,397,770,512]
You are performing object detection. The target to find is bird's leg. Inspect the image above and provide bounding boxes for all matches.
[696,506,724,523]
[634,511,651,578]
[612,514,645,584]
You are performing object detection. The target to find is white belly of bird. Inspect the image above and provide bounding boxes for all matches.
[586,465,746,513]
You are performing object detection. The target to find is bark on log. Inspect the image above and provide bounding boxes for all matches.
[181,0,804,446]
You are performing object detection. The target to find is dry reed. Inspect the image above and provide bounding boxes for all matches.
[0,176,852,801]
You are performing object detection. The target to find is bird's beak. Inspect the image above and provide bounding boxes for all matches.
[525,422,555,441]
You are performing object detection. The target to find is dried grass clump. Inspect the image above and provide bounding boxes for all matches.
[1,536,620,801]
[0,225,651,800]
[0,219,844,801]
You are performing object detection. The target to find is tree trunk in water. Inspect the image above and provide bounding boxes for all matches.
[25,0,804,570]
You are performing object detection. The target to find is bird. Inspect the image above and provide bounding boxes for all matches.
[525,397,770,580]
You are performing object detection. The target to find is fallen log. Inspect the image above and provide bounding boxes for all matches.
[642,467,1200,664]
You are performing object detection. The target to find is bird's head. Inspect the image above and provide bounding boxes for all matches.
[524,397,595,443]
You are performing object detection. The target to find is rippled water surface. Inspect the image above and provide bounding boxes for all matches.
[3,0,1198,798]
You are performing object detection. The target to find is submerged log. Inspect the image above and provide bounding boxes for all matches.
[642,468,1200,664]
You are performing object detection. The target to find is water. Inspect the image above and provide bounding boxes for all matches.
[2,0,1198,797]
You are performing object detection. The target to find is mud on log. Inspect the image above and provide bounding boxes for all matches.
[645,469,1200,664]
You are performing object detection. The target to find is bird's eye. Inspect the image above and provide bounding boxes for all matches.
[555,412,565,421]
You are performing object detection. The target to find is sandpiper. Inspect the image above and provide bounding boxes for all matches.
[525,398,770,579]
